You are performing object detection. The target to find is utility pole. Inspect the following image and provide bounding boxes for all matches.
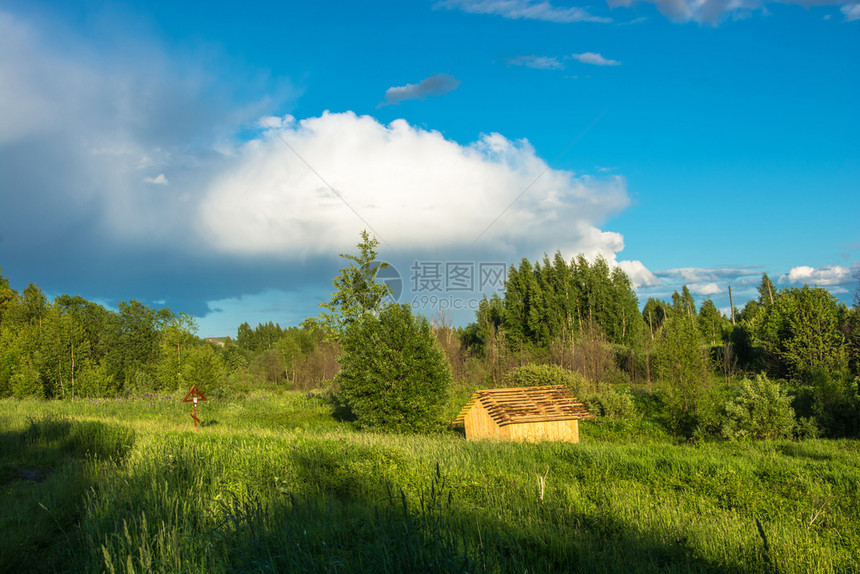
[728,285,736,326]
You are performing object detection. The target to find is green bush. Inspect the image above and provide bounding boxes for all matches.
[504,363,587,394]
[336,304,452,432]
[692,381,734,439]
[785,371,860,438]
[583,386,637,420]
[794,416,820,439]
[720,375,796,440]
[504,363,638,419]
[808,369,860,438]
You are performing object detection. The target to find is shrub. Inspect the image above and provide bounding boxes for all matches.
[656,316,712,417]
[785,371,860,438]
[720,375,796,440]
[505,363,635,420]
[505,363,587,394]
[794,416,820,439]
[336,304,452,432]
[692,381,734,438]
[583,386,637,420]
[808,369,860,438]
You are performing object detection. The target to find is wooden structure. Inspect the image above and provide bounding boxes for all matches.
[453,385,592,443]
[182,385,207,429]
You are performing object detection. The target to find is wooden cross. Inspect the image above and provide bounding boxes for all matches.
[182,385,207,429]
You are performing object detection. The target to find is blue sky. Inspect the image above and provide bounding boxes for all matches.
[1,0,858,336]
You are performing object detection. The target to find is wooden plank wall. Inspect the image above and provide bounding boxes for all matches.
[465,399,580,443]
[507,419,579,443]
[464,399,505,440]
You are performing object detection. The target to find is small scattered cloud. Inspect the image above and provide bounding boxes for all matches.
[570,52,621,66]
[380,73,461,107]
[435,0,611,23]
[258,115,296,130]
[779,264,859,287]
[655,267,758,284]
[144,173,168,185]
[607,0,844,25]
[634,261,858,315]
[505,55,564,70]
[841,3,860,21]
[638,266,762,305]
[688,282,722,296]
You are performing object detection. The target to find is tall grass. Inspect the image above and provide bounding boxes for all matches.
[2,394,859,573]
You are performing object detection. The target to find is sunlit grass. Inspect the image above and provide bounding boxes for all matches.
[2,393,859,573]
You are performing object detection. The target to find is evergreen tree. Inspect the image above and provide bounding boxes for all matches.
[337,304,451,432]
[552,251,579,344]
[608,265,643,347]
[720,375,796,440]
[492,252,643,349]
[502,258,537,348]
[758,273,778,307]
[320,230,391,339]
[642,297,671,338]
[671,286,697,318]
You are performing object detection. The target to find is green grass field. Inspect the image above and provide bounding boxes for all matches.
[2,392,858,573]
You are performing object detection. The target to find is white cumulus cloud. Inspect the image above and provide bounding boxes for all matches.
[0,6,656,323]
[198,111,633,264]
[618,260,661,287]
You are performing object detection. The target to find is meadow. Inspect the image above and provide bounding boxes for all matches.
[2,392,859,574]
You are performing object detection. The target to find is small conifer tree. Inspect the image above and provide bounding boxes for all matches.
[337,303,451,432]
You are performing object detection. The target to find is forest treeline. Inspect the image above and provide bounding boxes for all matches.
[1,255,858,438]
[0,270,339,399]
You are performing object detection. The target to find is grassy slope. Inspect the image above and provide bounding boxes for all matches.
[1,393,858,573]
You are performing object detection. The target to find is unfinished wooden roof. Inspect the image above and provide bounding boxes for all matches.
[453,385,593,427]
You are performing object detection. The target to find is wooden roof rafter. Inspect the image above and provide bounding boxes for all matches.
[453,385,593,427]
